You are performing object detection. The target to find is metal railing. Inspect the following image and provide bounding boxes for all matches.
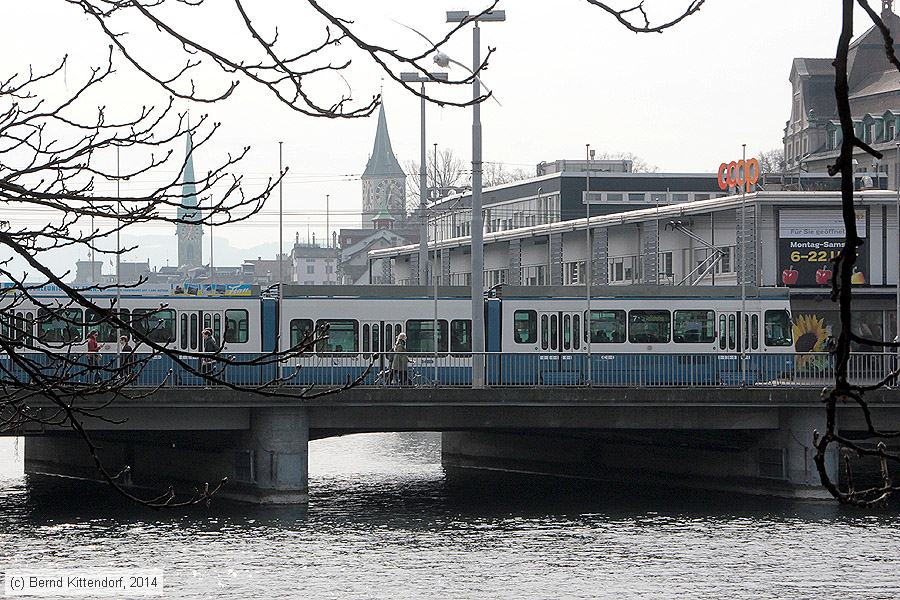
[6,351,898,390]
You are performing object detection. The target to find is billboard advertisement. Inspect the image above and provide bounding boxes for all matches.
[777,208,868,287]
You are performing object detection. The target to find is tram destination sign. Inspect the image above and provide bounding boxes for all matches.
[777,208,868,287]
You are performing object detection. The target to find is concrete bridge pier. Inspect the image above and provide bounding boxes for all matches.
[23,406,310,504]
[243,407,309,504]
[441,407,841,499]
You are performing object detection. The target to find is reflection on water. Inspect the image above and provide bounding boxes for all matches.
[2,435,900,599]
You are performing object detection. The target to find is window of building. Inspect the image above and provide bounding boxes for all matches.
[405,319,448,353]
[586,310,626,343]
[650,193,667,204]
[764,310,793,347]
[563,261,584,285]
[307,265,315,274]
[225,309,249,343]
[606,193,623,202]
[658,252,673,277]
[132,308,176,343]
[513,310,537,344]
[315,319,358,353]
[628,193,646,202]
[325,265,333,274]
[38,308,83,344]
[628,310,671,344]
[717,247,733,274]
[673,310,716,343]
[695,193,710,201]
[889,121,896,141]
[672,193,690,203]
[521,265,546,286]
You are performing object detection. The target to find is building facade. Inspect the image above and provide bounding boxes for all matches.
[785,2,900,186]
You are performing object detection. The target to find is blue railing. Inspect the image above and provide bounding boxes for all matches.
[1,351,896,389]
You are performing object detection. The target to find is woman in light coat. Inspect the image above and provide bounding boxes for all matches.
[390,332,410,386]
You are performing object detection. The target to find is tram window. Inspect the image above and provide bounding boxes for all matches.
[728,314,736,350]
[213,313,222,342]
[563,314,572,350]
[180,314,188,350]
[450,320,471,353]
[743,314,750,351]
[363,324,370,353]
[587,310,626,344]
[673,310,715,343]
[203,313,211,331]
[719,315,727,350]
[540,315,549,350]
[0,313,9,341]
[37,308,83,344]
[16,312,34,345]
[628,310,671,344]
[371,324,380,352]
[290,319,313,347]
[550,315,558,350]
[316,319,358,353]
[406,319,449,353]
[573,314,580,350]
[513,310,537,344]
[190,314,198,350]
[86,309,129,343]
[765,310,793,347]
[225,309,249,344]
[24,313,34,345]
[133,309,176,343]
[751,314,759,350]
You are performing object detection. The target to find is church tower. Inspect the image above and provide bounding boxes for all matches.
[176,133,203,268]
[361,104,406,228]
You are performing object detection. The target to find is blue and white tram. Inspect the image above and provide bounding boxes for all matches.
[279,286,474,386]
[497,286,794,386]
[0,284,795,387]
[0,286,268,386]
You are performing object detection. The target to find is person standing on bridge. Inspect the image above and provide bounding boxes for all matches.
[391,332,410,386]
[200,327,218,380]
[86,330,106,383]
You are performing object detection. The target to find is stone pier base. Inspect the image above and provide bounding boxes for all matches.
[24,407,309,504]
[442,409,840,499]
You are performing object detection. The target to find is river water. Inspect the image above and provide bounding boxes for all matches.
[1,434,899,599]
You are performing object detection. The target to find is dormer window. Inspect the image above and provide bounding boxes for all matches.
[889,121,896,141]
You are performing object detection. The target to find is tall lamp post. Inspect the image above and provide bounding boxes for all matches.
[399,71,449,286]
[446,9,505,388]
[896,143,900,344]
[278,141,284,356]
[585,145,594,386]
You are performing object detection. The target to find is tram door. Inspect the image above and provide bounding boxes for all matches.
[361,320,403,373]
[717,310,745,384]
[180,311,223,351]
[538,310,582,384]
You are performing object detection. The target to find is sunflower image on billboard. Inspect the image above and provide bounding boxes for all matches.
[778,208,868,287]
[792,314,829,370]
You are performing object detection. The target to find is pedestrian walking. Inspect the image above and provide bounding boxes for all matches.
[119,335,135,379]
[200,327,218,380]
[86,330,105,383]
[390,332,410,386]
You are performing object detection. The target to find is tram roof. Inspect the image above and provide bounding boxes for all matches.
[280,284,789,300]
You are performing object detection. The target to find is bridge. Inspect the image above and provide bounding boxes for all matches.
[11,351,900,503]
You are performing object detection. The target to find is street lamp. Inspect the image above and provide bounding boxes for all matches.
[446,9,506,388]
[399,71,449,286]
[896,143,900,345]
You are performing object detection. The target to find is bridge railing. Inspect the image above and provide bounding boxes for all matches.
[4,351,896,389]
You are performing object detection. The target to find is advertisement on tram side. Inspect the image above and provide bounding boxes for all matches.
[777,208,868,287]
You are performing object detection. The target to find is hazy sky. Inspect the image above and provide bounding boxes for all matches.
[1,1,888,272]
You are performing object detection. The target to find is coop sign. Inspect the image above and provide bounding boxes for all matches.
[716,158,760,191]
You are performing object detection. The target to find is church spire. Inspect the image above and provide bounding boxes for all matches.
[176,131,203,269]
[884,0,894,16]
[362,104,404,178]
